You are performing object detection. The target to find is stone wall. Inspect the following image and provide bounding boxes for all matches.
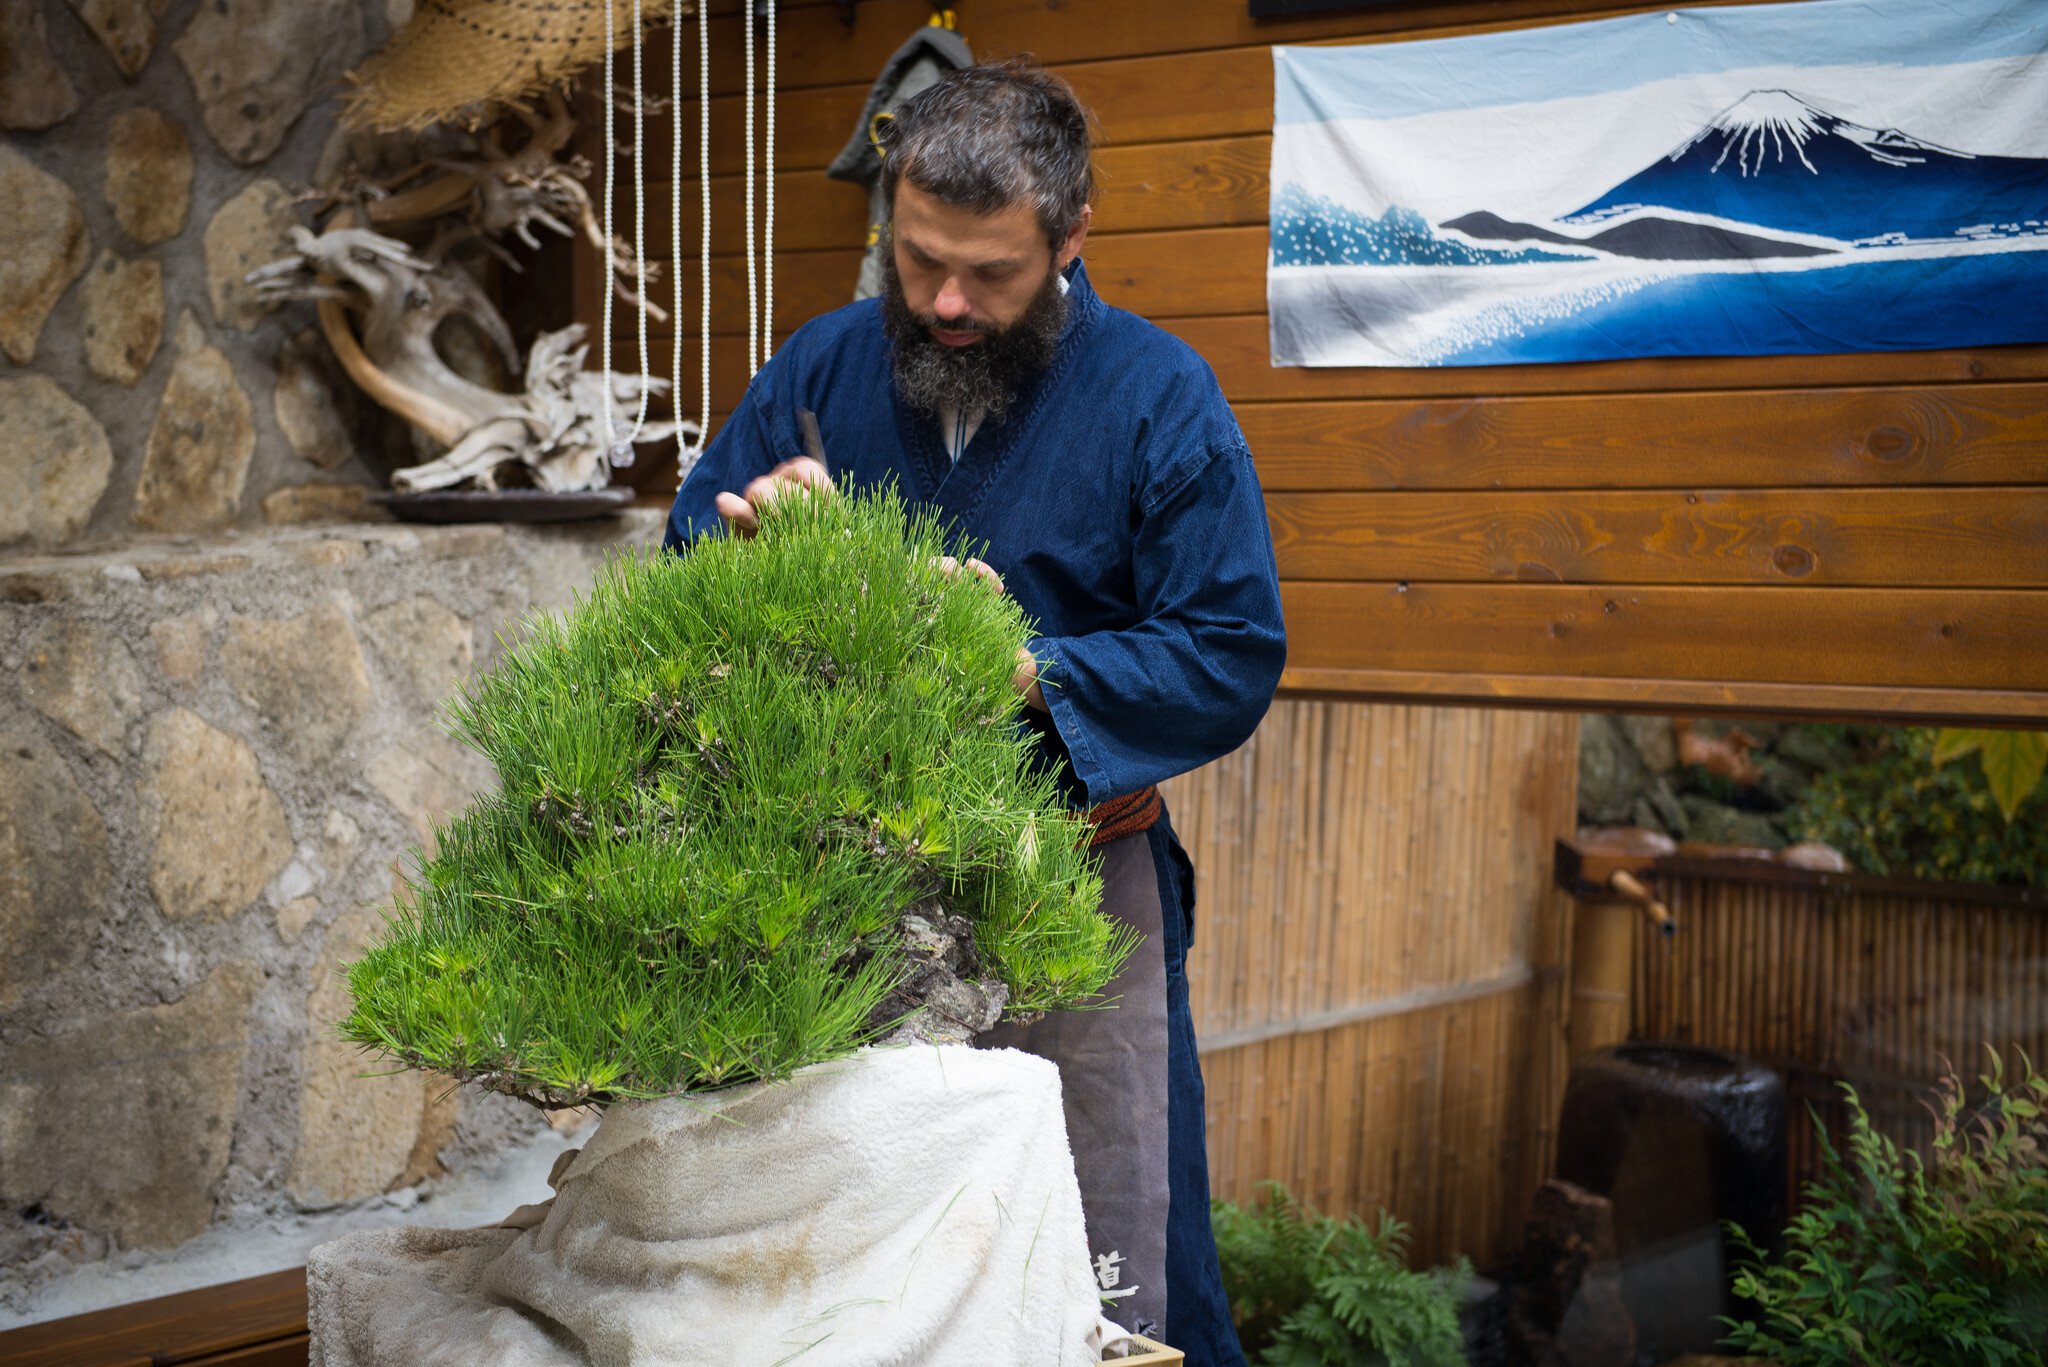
[0,511,665,1323]
[0,0,409,552]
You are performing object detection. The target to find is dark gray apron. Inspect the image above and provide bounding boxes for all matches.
[977,831,1171,1339]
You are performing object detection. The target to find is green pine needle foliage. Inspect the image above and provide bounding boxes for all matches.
[1212,1182,1472,1367]
[341,487,1136,1107]
[1722,1048,2048,1366]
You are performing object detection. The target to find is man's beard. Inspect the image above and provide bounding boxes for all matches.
[881,253,1068,425]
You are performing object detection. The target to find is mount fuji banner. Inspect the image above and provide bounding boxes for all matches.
[1268,0,2048,367]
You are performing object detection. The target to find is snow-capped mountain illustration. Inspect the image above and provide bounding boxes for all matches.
[1563,90,2048,245]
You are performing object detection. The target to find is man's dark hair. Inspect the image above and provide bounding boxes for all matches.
[877,57,1094,248]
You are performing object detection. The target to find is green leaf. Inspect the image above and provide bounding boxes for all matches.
[1972,729,2048,822]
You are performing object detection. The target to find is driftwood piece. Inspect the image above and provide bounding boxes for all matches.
[249,93,693,494]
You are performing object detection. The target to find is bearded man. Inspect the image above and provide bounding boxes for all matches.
[664,58,1285,1366]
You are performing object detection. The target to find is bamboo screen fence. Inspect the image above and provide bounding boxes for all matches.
[1161,698,1581,1270]
[1629,864,2048,1210]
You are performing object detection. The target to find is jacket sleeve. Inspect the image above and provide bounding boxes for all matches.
[1025,437,1287,806]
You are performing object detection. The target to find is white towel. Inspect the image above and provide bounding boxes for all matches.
[308,1045,1129,1366]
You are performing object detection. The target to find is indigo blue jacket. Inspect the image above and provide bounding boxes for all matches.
[662,260,1287,808]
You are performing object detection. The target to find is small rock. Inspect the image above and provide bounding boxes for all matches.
[0,0,79,129]
[0,960,262,1248]
[261,483,386,525]
[367,730,490,850]
[0,376,113,547]
[81,249,164,385]
[220,601,373,768]
[276,893,320,943]
[0,145,89,364]
[1775,724,1858,774]
[317,807,361,877]
[1677,795,1786,851]
[1620,716,1677,774]
[1578,714,1648,826]
[104,107,191,245]
[140,708,295,921]
[134,312,256,534]
[289,902,428,1206]
[65,0,160,81]
[363,595,473,702]
[0,734,112,1007]
[275,327,362,469]
[172,0,364,165]
[1779,841,1850,873]
[21,618,146,758]
[150,613,209,687]
[203,178,296,332]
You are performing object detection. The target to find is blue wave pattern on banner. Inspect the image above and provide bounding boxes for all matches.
[1270,186,1581,266]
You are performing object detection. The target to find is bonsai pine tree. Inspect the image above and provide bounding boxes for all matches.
[341,487,1136,1107]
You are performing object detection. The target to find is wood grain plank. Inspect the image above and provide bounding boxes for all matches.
[1266,488,2048,586]
[0,1268,306,1367]
[1239,387,2048,491]
[1279,582,2048,691]
[1163,315,2048,401]
[618,325,2048,411]
[639,133,1270,254]
[1275,667,2048,726]
[640,0,1757,99]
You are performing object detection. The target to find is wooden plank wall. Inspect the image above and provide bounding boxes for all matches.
[1162,699,1579,1268]
[583,0,2048,725]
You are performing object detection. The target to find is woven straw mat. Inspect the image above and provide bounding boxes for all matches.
[345,0,688,131]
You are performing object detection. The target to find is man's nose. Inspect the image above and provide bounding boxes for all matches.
[933,277,972,321]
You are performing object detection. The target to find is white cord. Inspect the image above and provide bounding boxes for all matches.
[600,0,616,449]
[671,0,712,484]
[761,0,774,365]
[743,2,758,377]
[624,0,652,441]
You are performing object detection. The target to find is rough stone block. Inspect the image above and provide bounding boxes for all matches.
[104,107,191,245]
[221,601,373,768]
[367,729,490,851]
[0,0,79,130]
[81,249,164,385]
[0,146,88,364]
[140,708,294,921]
[364,595,473,704]
[0,376,113,547]
[203,178,295,332]
[276,894,320,944]
[134,313,256,534]
[172,0,364,165]
[275,326,361,469]
[0,961,262,1248]
[64,0,162,80]
[0,733,111,1008]
[21,617,145,757]
[261,483,386,526]
[289,902,425,1207]
[150,612,210,688]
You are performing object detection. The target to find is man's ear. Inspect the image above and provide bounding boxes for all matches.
[1058,204,1092,270]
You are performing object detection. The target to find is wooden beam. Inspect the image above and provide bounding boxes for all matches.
[1242,388,2048,491]
[1277,666,2048,725]
[0,1268,307,1367]
[1280,582,2048,691]
[1267,488,2048,585]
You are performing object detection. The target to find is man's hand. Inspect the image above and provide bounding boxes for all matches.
[713,456,833,537]
[930,556,1042,710]
[1013,647,1046,712]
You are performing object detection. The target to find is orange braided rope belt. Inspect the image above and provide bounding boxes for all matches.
[1084,784,1163,848]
